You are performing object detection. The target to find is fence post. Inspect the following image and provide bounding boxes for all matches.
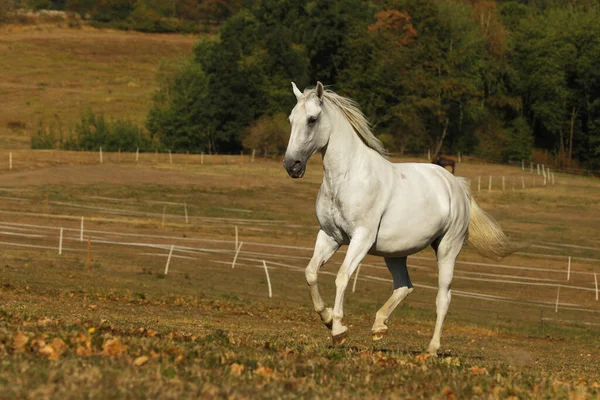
[164,245,174,275]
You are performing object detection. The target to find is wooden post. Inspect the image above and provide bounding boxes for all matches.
[542,168,547,185]
[537,164,540,175]
[80,217,84,242]
[201,152,204,165]
[231,242,243,269]
[99,147,103,164]
[184,203,189,224]
[567,256,571,281]
[477,176,481,192]
[595,273,598,301]
[235,226,238,250]
[427,149,431,160]
[251,149,256,163]
[58,228,63,255]
[162,205,166,228]
[521,160,524,170]
[136,148,139,163]
[502,176,505,191]
[488,176,492,192]
[164,245,174,275]
[458,152,461,163]
[555,286,560,313]
[87,236,91,271]
[9,152,12,170]
[262,260,272,298]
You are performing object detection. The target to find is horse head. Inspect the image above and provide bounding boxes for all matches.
[283,81,330,178]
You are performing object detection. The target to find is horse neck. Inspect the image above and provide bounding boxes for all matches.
[321,108,370,185]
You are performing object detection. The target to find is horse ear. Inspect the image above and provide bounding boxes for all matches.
[316,81,324,99]
[291,82,303,100]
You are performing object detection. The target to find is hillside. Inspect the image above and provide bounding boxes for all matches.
[0,24,198,149]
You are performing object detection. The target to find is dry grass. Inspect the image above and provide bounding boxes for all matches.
[0,25,198,148]
[0,152,598,398]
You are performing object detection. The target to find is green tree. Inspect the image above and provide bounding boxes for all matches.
[147,58,214,152]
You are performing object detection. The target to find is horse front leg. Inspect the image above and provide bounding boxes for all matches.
[306,230,340,329]
[331,229,375,345]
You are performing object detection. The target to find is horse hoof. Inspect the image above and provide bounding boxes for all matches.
[372,328,387,341]
[332,330,348,346]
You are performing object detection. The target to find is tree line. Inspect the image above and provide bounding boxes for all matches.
[2,0,247,32]
[14,0,600,172]
[146,0,600,172]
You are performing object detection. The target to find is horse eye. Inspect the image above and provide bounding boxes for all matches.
[307,116,317,125]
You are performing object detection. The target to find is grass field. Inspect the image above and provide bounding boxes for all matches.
[0,24,198,149]
[0,151,598,398]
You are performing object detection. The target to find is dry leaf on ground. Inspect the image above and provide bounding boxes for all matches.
[133,356,149,366]
[12,332,29,350]
[254,366,275,378]
[102,338,128,357]
[470,366,489,375]
[230,363,245,377]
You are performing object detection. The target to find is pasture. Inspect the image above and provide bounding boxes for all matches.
[0,150,598,398]
[0,24,197,148]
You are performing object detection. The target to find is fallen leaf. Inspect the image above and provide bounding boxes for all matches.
[133,356,149,366]
[414,353,432,363]
[230,363,245,377]
[12,332,29,350]
[102,338,128,357]
[38,338,67,360]
[37,317,53,326]
[254,366,275,378]
[50,338,67,354]
[442,386,455,400]
[470,366,489,375]
[76,345,92,356]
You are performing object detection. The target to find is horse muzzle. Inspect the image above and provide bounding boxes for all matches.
[283,158,306,179]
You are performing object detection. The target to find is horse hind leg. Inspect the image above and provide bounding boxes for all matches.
[427,236,463,355]
[372,257,413,341]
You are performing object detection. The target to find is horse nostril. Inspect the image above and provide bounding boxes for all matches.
[292,161,302,172]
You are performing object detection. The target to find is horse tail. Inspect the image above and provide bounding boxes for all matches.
[456,178,522,259]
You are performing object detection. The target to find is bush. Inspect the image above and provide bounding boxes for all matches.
[31,122,59,149]
[242,113,289,157]
[63,111,157,151]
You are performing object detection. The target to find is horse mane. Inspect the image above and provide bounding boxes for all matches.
[304,87,388,157]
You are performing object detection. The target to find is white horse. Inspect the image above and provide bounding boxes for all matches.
[283,82,517,354]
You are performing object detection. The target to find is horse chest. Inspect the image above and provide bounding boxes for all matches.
[316,186,371,244]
